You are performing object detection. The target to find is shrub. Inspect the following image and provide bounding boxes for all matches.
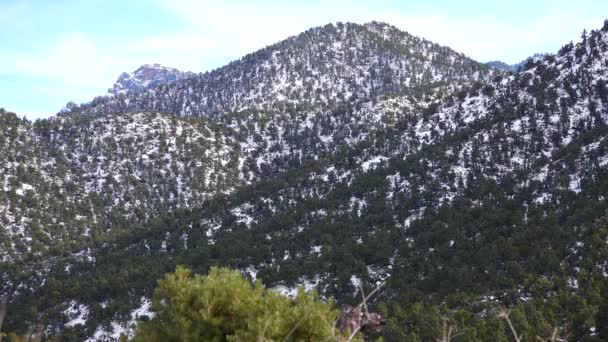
[131,266,359,342]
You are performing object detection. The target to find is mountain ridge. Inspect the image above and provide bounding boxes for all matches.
[65,21,495,118]
[485,52,552,71]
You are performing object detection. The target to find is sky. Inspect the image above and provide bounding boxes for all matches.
[1,0,607,120]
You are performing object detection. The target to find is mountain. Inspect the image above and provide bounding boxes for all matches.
[106,64,194,96]
[67,21,495,118]
[2,20,608,341]
[0,81,452,263]
[485,60,518,71]
[486,53,551,72]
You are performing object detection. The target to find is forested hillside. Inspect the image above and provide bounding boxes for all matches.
[1,20,608,341]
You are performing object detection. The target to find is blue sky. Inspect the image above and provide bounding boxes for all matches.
[1,0,607,120]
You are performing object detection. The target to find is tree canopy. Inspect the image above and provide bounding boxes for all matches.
[131,266,360,342]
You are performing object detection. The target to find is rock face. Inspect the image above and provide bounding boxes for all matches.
[107,63,194,95]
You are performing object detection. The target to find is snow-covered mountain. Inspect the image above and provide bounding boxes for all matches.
[107,63,194,96]
[2,20,608,341]
[69,22,495,118]
[485,60,518,72]
[486,52,551,72]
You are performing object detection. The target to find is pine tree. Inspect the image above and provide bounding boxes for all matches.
[131,267,359,342]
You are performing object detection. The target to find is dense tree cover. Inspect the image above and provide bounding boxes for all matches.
[0,110,246,261]
[130,262,607,342]
[3,119,607,340]
[0,80,456,263]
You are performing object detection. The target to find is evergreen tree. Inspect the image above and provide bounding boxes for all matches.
[132,267,358,342]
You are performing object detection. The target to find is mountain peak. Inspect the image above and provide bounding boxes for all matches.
[107,63,194,96]
[78,21,494,118]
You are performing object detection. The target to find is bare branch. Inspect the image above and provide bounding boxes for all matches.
[357,285,369,316]
[331,281,386,342]
[497,307,522,342]
[259,319,270,342]
[536,327,567,342]
[436,316,461,342]
[0,296,6,336]
[283,315,306,342]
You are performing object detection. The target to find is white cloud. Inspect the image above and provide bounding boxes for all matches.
[156,0,607,64]
[155,0,378,60]
[0,31,209,114]
[7,34,112,87]
[129,32,211,53]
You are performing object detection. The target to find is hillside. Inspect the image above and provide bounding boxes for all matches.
[0,110,245,262]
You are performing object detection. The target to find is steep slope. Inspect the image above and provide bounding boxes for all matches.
[221,81,460,181]
[0,110,245,262]
[0,111,84,261]
[70,21,494,118]
[0,83,452,262]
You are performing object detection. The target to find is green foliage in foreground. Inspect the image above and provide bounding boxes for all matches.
[131,266,360,342]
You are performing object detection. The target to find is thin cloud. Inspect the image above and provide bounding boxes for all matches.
[157,0,607,63]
